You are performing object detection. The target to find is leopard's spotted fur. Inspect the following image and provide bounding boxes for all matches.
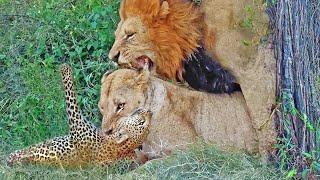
[192,0,202,6]
[7,64,151,167]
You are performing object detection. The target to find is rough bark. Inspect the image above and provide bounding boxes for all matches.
[267,0,320,175]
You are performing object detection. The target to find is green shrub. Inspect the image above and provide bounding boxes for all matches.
[0,0,119,150]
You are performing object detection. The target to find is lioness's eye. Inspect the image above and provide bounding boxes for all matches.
[116,103,125,113]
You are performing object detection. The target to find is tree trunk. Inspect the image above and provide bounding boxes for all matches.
[267,0,320,176]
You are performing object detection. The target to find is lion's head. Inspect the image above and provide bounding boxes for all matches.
[98,68,150,133]
[108,0,207,80]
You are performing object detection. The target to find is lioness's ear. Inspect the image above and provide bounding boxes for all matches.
[134,62,150,85]
[101,70,114,84]
[115,129,129,144]
[158,1,169,19]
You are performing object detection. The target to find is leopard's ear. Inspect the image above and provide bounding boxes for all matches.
[158,1,170,19]
[115,129,129,144]
[101,70,114,84]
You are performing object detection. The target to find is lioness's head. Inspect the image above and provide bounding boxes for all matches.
[98,67,150,133]
[108,0,205,80]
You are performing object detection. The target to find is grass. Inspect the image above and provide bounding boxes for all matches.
[0,143,281,179]
[0,0,285,179]
[132,143,281,179]
[0,61,67,151]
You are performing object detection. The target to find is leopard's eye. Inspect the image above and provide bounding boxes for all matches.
[116,103,125,114]
[138,120,145,126]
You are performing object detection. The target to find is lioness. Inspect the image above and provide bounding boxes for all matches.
[98,66,258,157]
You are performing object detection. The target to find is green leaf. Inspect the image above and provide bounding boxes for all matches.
[106,5,113,13]
[302,152,313,159]
[301,169,309,179]
[286,169,297,178]
[87,43,93,50]
[91,21,97,29]
[75,46,83,55]
[44,56,55,67]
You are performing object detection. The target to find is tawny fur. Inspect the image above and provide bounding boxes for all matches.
[99,69,258,156]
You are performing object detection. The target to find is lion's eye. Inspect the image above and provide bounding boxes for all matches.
[116,103,125,114]
[126,32,135,39]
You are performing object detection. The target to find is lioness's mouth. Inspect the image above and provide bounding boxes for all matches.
[136,55,153,70]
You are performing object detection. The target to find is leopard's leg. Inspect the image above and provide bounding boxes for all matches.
[7,136,77,166]
[60,64,103,164]
[60,64,100,141]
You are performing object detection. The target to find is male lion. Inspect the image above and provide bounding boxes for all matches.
[99,66,258,157]
[108,0,276,157]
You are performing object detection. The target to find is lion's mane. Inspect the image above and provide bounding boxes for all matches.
[120,0,207,79]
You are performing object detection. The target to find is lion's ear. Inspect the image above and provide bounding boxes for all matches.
[158,1,170,19]
[119,0,127,19]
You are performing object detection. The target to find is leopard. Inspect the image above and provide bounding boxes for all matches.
[7,64,151,167]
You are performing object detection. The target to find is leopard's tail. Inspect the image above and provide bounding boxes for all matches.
[7,136,75,166]
[7,149,32,166]
[7,143,48,166]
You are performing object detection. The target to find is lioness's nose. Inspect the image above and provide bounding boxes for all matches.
[108,49,120,62]
[108,52,120,62]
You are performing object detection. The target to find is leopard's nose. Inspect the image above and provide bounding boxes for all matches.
[146,110,152,116]
[104,128,113,135]
[143,110,153,119]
